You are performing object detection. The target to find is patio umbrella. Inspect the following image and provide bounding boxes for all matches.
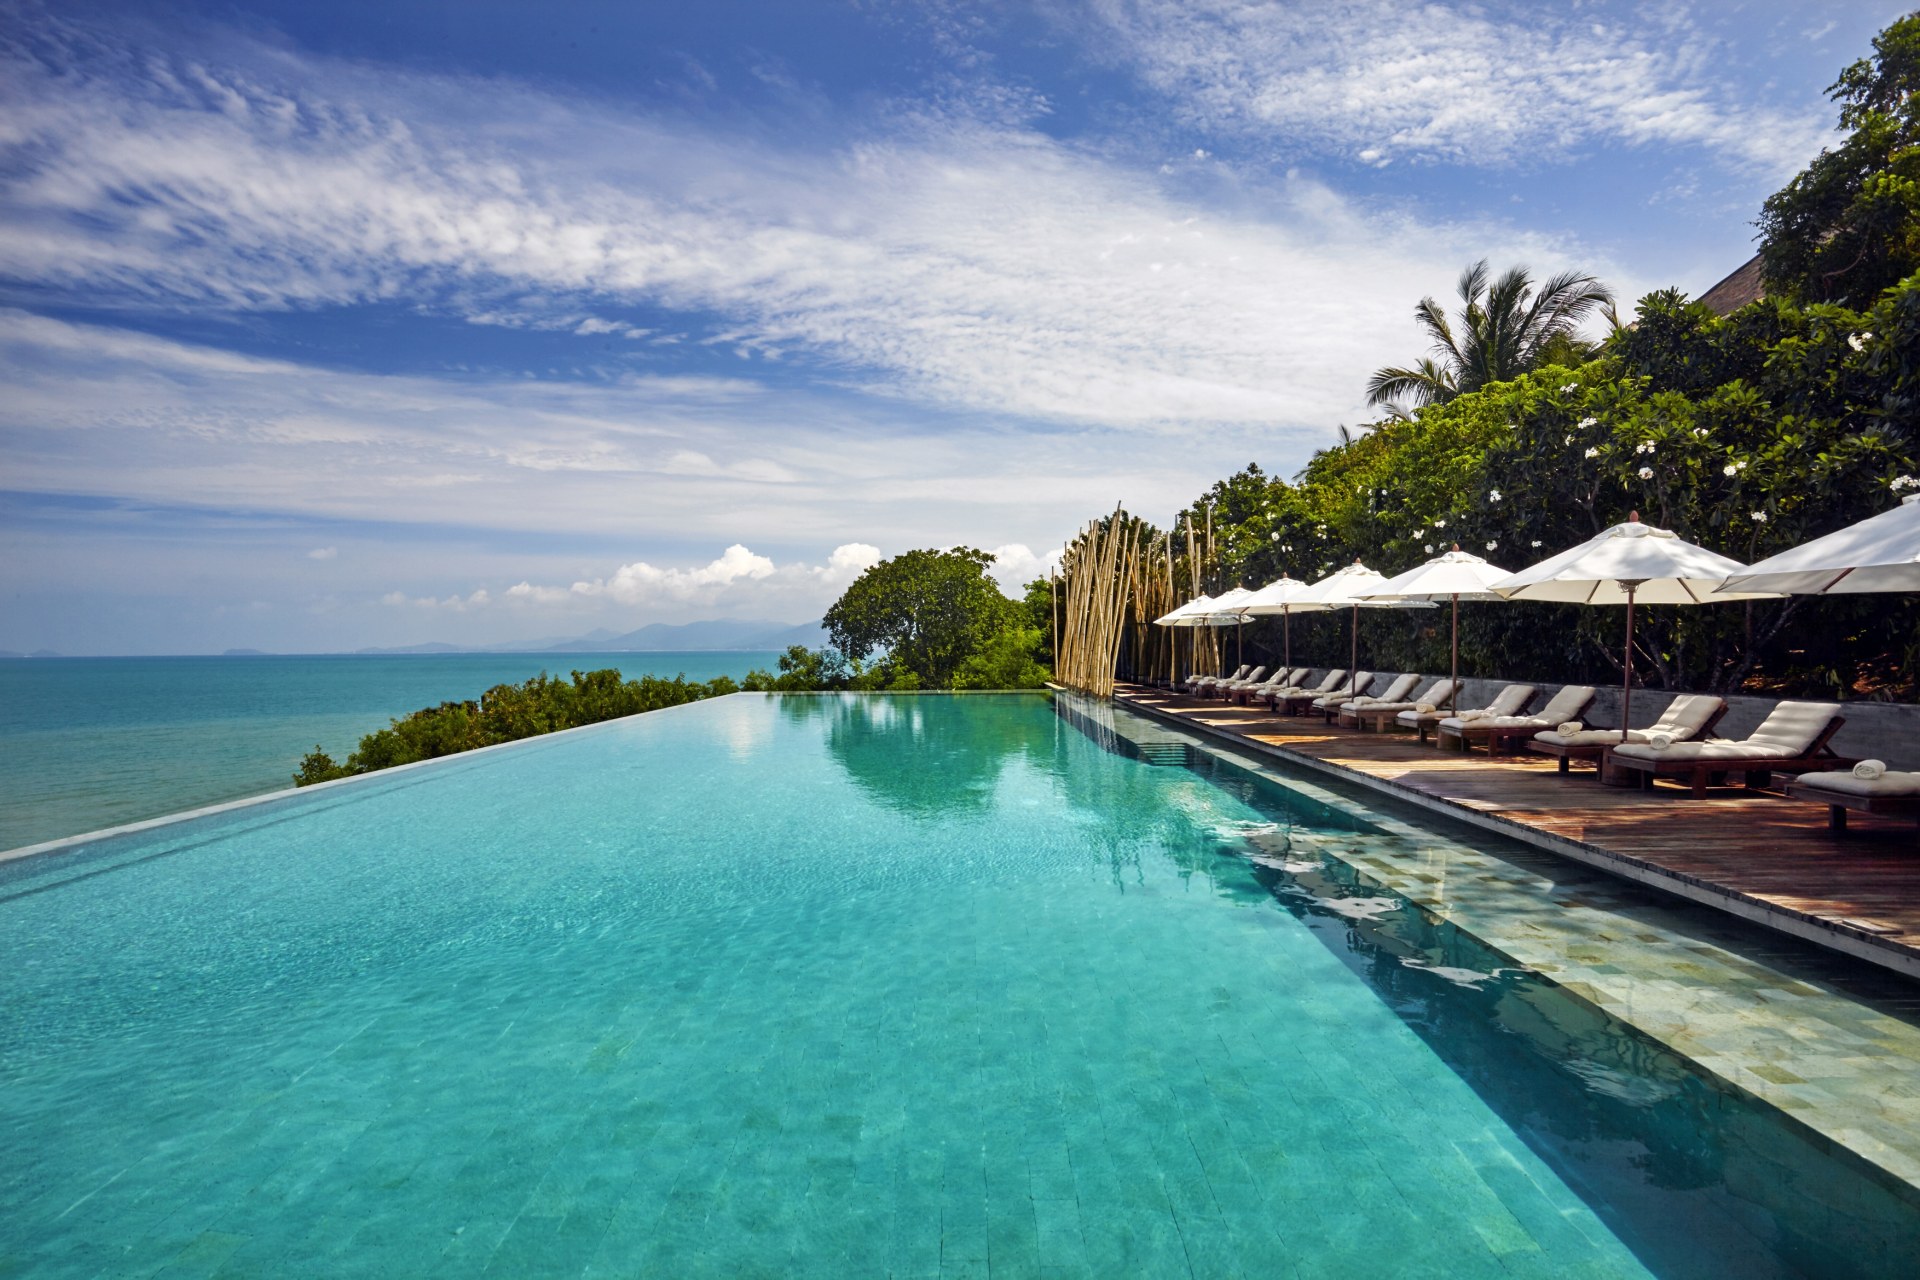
[1491,513,1778,734]
[1208,586,1259,668]
[1238,574,1331,677]
[1292,562,1435,704]
[1717,494,1920,595]
[1154,594,1241,679]
[1359,546,1511,713]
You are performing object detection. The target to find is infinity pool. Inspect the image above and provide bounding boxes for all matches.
[1,692,1915,1276]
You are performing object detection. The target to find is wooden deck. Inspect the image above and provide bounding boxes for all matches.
[1115,684,1920,978]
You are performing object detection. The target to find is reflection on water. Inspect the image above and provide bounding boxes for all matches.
[1055,695,1920,1280]
[778,694,1050,816]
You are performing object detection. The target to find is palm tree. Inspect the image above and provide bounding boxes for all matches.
[1366,260,1614,417]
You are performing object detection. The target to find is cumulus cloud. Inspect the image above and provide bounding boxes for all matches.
[570,544,776,603]
[1072,0,1831,173]
[306,546,337,560]
[984,542,1061,589]
[0,14,1637,431]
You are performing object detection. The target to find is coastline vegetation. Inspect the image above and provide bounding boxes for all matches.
[295,547,1054,786]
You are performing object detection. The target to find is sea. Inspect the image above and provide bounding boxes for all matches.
[0,652,781,853]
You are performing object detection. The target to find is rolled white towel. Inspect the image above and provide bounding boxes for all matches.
[1855,759,1887,780]
[1645,732,1675,750]
[1557,721,1583,735]
[1414,703,1436,714]
[1455,709,1484,721]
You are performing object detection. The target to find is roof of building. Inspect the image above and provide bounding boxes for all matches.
[1698,253,1767,316]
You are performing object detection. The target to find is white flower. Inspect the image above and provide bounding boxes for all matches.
[1530,540,1543,548]
[1634,442,1655,455]
[1424,544,1434,553]
[1751,511,1768,523]
[1270,532,1280,541]
[1849,331,1873,352]
[1488,489,1502,503]
[1584,447,1600,459]
[1576,416,1598,429]
[1485,540,1498,551]
[1737,460,1748,472]
[1723,464,1738,477]
[1563,434,1574,445]
[1638,466,1654,480]
[1692,428,1708,437]
[1892,476,1919,493]
[1432,518,1447,529]
[1560,383,1578,393]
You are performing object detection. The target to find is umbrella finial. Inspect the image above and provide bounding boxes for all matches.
[1629,510,1641,523]
[1451,543,1460,552]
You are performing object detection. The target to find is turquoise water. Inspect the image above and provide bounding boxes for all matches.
[0,652,778,851]
[0,693,1913,1277]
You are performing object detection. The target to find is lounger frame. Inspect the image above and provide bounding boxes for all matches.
[1527,704,1730,778]
[1608,719,1850,798]
[1783,775,1920,834]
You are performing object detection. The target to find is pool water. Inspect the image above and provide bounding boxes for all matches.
[0,692,1914,1277]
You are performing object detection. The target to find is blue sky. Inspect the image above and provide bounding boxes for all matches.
[0,0,1905,653]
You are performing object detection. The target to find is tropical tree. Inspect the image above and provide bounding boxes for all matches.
[1757,12,1920,307]
[824,547,1018,688]
[1366,260,1615,416]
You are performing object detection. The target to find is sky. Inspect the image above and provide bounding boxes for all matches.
[0,0,1906,654]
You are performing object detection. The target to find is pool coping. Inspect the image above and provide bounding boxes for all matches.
[1112,690,1920,984]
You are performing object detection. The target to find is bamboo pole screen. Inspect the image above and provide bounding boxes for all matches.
[1055,509,1192,697]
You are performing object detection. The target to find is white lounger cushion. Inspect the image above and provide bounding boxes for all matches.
[1312,673,1374,708]
[1271,669,1342,697]
[1345,674,1420,708]
[1433,684,1538,730]
[1795,771,1920,797]
[1534,693,1726,748]
[1356,679,1457,715]
[1613,700,1841,762]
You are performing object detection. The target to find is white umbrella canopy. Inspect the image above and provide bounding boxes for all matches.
[1492,513,1779,732]
[1238,575,1330,677]
[1361,547,1513,712]
[1154,594,1218,626]
[1491,515,1778,606]
[1717,494,1920,595]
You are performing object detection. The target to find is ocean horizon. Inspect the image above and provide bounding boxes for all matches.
[0,651,782,853]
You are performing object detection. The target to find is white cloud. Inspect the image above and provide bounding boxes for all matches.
[570,544,776,604]
[306,546,337,560]
[0,17,1640,432]
[984,542,1060,589]
[1072,0,1832,173]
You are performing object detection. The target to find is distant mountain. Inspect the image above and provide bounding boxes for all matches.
[348,620,825,656]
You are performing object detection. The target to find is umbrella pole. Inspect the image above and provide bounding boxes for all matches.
[1622,586,1637,736]
[1283,607,1291,675]
[1449,592,1459,714]
[1349,603,1359,701]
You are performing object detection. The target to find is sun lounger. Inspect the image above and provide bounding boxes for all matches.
[1341,678,1456,732]
[1786,768,1920,832]
[1234,667,1306,705]
[1332,674,1422,728]
[1399,684,1535,746]
[1257,669,1346,715]
[1527,694,1727,777]
[1609,701,1847,797]
[1446,686,1595,756]
[1184,665,1248,696]
[1306,672,1376,720]
[1209,665,1268,699]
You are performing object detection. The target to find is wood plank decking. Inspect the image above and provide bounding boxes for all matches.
[1114,684,1920,978]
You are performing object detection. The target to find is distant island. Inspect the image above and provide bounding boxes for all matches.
[353,617,825,656]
